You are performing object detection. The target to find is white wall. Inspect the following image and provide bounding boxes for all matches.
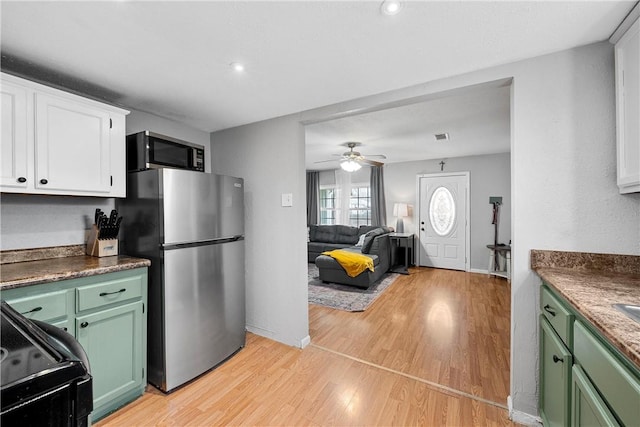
[210,115,310,348]
[0,109,212,251]
[0,194,113,250]
[385,153,511,271]
[210,41,640,421]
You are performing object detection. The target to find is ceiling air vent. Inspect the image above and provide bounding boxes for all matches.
[434,133,449,141]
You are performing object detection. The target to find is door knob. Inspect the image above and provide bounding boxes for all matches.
[39,178,48,185]
[80,321,89,328]
[17,177,26,183]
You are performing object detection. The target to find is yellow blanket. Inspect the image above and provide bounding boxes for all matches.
[321,249,374,277]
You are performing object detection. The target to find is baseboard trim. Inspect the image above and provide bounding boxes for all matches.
[469,268,488,275]
[507,396,542,426]
[300,335,311,349]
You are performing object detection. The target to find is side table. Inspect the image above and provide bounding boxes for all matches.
[487,244,511,282]
[389,233,414,275]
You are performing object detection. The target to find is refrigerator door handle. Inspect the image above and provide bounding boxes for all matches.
[161,235,244,250]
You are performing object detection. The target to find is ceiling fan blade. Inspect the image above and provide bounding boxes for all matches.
[360,159,384,167]
[314,159,339,164]
[366,154,387,159]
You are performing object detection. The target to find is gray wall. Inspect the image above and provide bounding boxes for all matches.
[0,109,211,251]
[384,153,511,271]
[210,115,310,348]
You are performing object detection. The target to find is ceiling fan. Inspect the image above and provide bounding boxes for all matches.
[315,142,387,171]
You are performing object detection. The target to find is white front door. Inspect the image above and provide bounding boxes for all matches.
[417,173,469,271]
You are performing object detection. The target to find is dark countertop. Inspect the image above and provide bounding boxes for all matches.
[1,245,150,290]
[532,250,640,369]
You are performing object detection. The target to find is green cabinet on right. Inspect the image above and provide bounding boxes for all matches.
[572,365,620,427]
[539,284,640,427]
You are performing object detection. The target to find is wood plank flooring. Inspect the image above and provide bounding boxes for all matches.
[96,267,514,426]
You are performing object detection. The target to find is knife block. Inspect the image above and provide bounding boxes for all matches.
[86,225,118,257]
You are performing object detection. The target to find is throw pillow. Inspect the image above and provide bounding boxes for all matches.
[355,234,366,247]
[361,228,385,254]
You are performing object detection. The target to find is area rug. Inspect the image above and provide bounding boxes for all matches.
[308,263,400,312]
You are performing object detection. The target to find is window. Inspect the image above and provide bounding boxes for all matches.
[319,184,371,226]
[319,187,337,225]
[349,185,371,227]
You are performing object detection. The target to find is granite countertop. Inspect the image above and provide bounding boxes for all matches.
[532,250,640,369]
[1,245,150,290]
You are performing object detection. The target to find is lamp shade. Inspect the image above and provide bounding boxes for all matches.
[393,203,408,218]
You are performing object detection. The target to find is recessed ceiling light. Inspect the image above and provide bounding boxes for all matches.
[230,62,245,72]
[381,0,402,16]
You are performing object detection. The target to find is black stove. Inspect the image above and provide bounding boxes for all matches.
[1,301,92,426]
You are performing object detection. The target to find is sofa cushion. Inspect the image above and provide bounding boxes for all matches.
[361,228,386,254]
[332,225,359,244]
[309,225,336,243]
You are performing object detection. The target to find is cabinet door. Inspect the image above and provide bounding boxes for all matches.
[1,80,29,189]
[616,18,640,193]
[572,365,620,427]
[540,316,572,427]
[35,92,111,194]
[76,301,143,419]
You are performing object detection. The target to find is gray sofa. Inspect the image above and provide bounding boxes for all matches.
[309,225,393,289]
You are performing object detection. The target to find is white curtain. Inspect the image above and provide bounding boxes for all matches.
[334,169,352,225]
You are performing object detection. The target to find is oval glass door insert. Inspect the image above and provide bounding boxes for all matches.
[429,186,456,236]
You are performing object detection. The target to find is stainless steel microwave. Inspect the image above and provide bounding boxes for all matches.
[126,131,205,172]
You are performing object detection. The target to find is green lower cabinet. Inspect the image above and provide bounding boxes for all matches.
[539,283,640,427]
[2,267,148,422]
[76,300,144,422]
[572,365,620,427]
[540,316,572,427]
[3,288,73,335]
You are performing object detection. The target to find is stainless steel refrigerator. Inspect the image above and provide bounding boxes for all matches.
[117,168,245,392]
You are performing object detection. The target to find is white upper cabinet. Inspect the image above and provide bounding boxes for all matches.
[1,80,29,189]
[614,16,640,194]
[0,72,129,197]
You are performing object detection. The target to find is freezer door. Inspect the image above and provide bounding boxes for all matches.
[161,239,245,392]
[161,169,244,244]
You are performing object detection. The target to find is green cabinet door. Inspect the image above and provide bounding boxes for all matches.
[76,300,144,421]
[540,316,572,427]
[572,365,620,427]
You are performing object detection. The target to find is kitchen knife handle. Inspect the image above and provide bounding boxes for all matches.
[99,288,126,297]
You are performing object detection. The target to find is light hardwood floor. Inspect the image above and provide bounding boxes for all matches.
[96,267,515,426]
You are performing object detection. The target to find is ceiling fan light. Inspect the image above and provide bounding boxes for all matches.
[381,0,402,15]
[340,159,362,172]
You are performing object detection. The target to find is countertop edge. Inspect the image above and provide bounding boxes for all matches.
[0,257,151,291]
[535,266,640,370]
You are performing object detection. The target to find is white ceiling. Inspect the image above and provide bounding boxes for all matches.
[1,1,635,168]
